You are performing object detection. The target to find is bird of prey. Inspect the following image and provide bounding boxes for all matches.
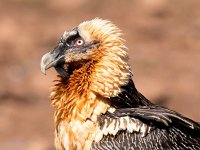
[40,18,200,150]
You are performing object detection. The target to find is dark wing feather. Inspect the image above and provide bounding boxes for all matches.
[92,127,200,150]
[92,106,200,150]
[92,79,200,149]
[109,106,200,130]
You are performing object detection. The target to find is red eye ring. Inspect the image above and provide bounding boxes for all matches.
[75,39,84,46]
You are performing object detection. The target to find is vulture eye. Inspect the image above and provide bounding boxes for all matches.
[74,39,84,46]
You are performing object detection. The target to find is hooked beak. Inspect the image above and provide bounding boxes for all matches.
[40,30,77,78]
[40,46,65,75]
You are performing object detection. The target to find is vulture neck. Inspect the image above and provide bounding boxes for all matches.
[50,51,152,149]
[51,50,152,123]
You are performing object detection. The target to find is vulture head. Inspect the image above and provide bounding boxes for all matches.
[40,18,129,80]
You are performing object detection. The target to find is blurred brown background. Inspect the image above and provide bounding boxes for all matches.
[0,0,200,149]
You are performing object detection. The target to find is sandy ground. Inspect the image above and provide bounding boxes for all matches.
[0,0,200,149]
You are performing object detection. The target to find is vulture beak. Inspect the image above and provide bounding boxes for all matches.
[41,30,78,78]
[40,43,66,75]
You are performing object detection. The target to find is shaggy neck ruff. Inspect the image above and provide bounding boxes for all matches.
[51,43,130,120]
[50,46,131,149]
